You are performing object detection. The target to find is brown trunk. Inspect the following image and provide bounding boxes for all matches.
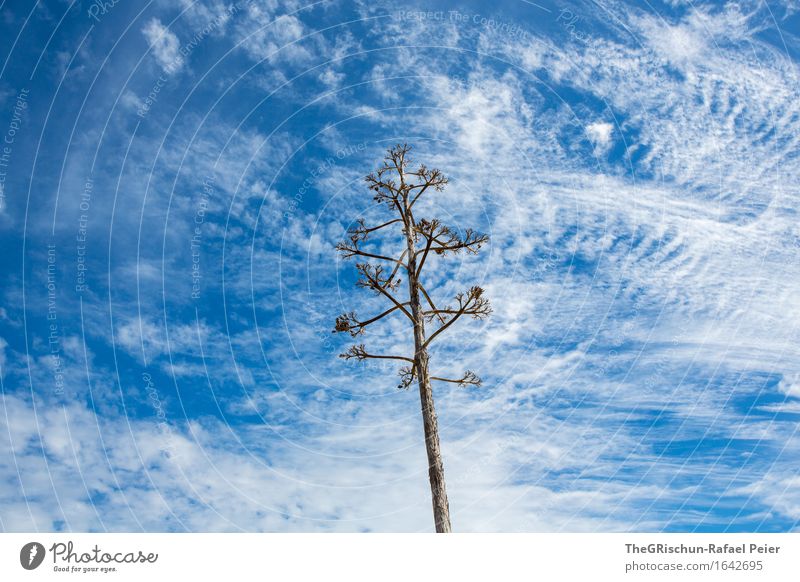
[404,217,452,533]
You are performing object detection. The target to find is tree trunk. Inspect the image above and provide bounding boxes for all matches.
[404,220,452,533]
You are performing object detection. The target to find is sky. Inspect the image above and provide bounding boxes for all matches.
[0,0,799,533]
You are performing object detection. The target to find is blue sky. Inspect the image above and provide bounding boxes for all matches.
[1,0,799,532]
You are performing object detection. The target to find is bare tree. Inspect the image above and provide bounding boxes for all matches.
[333,144,491,532]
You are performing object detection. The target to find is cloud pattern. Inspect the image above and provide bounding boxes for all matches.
[0,0,799,532]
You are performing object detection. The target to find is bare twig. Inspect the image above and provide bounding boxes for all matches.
[431,370,482,387]
[340,344,413,363]
[397,365,417,390]
[423,286,491,349]
[333,303,411,336]
[348,217,402,241]
[335,239,409,269]
[355,263,414,321]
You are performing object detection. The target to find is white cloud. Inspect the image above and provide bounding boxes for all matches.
[585,121,614,155]
[142,18,183,73]
[778,374,800,398]
[642,19,704,67]
[319,68,344,89]
[737,472,800,524]
[235,10,311,64]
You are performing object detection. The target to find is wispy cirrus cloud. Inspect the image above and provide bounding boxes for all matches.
[1,0,799,533]
[142,18,183,73]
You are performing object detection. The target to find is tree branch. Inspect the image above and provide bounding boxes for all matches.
[381,249,409,290]
[340,344,413,363]
[408,166,448,208]
[431,370,482,387]
[415,221,489,256]
[397,364,417,390]
[398,366,482,389]
[416,231,434,278]
[365,162,405,210]
[423,305,491,317]
[391,144,409,199]
[355,263,414,321]
[348,218,402,241]
[423,286,491,349]
[333,302,410,336]
[418,282,446,324]
[336,239,409,270]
